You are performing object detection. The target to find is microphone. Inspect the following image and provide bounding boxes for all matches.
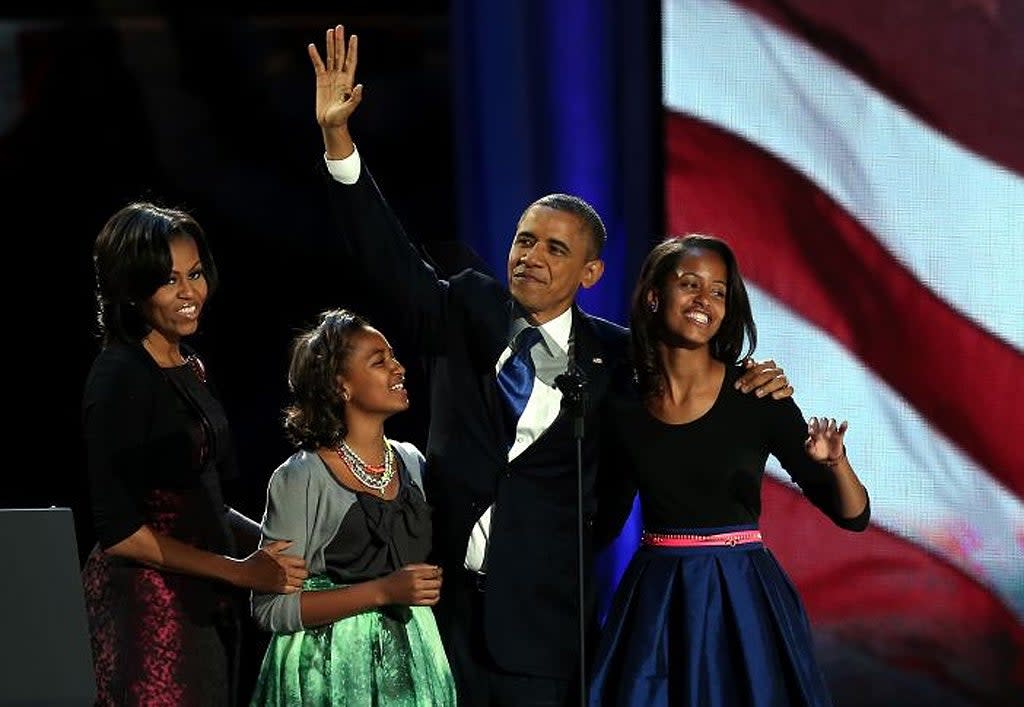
[555,363,587,440]
[556,360,590,705]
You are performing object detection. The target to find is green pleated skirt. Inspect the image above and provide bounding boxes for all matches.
[250,577,456,706]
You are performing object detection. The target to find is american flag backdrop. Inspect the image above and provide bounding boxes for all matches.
[3,3,1018,705]
[661,0,1023,703]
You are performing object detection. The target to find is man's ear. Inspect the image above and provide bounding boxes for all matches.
[580,259,605,290]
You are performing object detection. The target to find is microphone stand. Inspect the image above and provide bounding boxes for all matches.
[556,366,587,706]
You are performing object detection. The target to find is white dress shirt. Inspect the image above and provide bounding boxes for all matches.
[464,309,571,572]
[325,147,362,183]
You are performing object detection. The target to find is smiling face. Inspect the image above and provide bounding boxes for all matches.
[140,235,207,347]
[653,247,728,349]
[506,205,604,324]
[338,327,409,419]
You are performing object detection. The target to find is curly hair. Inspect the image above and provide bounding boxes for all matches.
[92,201,218,346]
[283,308,372,450]
[630,235,757,399]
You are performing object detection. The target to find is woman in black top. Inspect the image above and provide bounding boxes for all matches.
[590,236,870,707]
[81,202,308,706]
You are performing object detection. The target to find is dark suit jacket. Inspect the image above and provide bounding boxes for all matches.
[324,162,631,677]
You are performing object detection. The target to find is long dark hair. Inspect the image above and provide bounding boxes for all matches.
[283,308,372,450]
[93,201,218,346]
[630,235,756,398]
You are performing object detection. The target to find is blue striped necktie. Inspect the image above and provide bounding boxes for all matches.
[496,326,543,432]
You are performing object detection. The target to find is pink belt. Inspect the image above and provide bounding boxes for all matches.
[642,529,763,548]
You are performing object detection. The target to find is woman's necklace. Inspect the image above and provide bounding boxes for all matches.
[335,437,395,496]
[142,337,207,382]
[142,335,184,366]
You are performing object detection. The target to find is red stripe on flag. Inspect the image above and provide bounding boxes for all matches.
[730,0,1024,177]
[665,110,1024,496]
[762,480,1024,703]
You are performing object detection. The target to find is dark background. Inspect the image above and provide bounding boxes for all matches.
[3,3,456,543]
[3,5,463,697]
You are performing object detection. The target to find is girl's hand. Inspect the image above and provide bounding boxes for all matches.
[805,417,848,466]
[378,563,443,606]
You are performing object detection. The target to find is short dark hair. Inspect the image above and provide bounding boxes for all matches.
[630,235,757,398]
[283,308,372,450]
[526,193,607,258]
[93,201,218,346]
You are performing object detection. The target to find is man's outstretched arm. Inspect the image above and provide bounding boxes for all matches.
[309,25,448,351]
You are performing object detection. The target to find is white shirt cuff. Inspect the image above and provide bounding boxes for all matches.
[324,145,361,185]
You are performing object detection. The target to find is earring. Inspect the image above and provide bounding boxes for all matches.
[342,391,351,401]
[649,300,658,313]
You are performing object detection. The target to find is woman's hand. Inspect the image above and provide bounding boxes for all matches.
[378,563,443,606]
[804,416,848,466]
[238,540,309,594]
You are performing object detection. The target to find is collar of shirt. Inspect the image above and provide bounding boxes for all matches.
[509,306,572,357]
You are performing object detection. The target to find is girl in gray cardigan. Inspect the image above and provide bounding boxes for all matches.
[250,309,456,706]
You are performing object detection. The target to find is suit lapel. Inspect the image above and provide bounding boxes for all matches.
[569,306,611,407]
[511,307,611,463]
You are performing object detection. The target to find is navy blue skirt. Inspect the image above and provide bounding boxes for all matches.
[589,525,832,707]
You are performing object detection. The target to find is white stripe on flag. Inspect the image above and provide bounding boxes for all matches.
[662,0,1024,351]
[748,283,1024,619]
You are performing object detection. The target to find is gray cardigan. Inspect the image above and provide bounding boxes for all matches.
[250,442,426,633]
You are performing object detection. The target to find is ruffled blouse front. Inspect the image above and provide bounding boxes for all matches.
[321,455,432,585]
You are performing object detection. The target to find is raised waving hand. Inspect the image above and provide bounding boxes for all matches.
[804,416,848,466]
[308,24,362,157]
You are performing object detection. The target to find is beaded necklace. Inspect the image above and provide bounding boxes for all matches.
[335,437,395,496]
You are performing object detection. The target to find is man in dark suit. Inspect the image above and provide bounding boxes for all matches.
[306,27,793,706]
